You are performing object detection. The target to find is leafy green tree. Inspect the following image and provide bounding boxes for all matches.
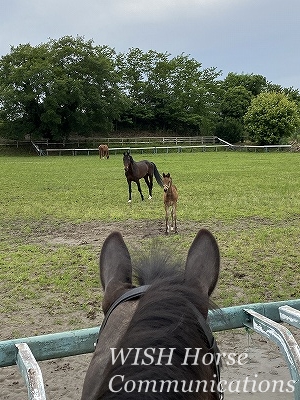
[115,48,166,129]
[220,86,252,119]
[216,85,252,143]
[215,118,243,144]
[223,72,267,96]
[116,49,221,134]
[266,82,300,107]
[150,54,221,134]
[0,43,48,139]
[0,36,124,141]
[244,92,300,144]
[216,74,267,144]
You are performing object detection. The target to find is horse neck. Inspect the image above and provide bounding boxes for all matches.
[128,159,136,174]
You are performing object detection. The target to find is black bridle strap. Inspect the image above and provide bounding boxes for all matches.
[98,285,150,336]
[189,302,224,400]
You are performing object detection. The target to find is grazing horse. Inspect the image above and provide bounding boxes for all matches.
[81,228,223,400]
[99,144,109,159]
[163,172,178,234]
[123,151,163,202]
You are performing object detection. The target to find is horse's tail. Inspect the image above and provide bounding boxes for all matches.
[152,163,163,188]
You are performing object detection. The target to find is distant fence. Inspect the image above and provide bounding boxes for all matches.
[36,136,219,150]
[0,136,293,155]
[44,144,230,156]
[43,144,292,156]
[36,136,225,155]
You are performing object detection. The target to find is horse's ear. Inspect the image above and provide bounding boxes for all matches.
[185,229,220,297]
[167,173,170,178]
[163,173,166,177]
[100,232,133,312]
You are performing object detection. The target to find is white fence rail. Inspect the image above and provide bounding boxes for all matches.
[43,144,292,156]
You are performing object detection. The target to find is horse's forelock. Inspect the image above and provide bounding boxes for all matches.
[134,251,182,286]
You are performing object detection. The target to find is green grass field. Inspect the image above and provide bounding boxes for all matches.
[1,151,299,221]
[0,151,299,332]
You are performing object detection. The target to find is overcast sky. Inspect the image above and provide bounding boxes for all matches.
[1,0,299,90]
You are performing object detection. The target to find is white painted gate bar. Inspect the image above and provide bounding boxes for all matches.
[15,343,46,400]
[279,305,300,330]
[244,307,300,398]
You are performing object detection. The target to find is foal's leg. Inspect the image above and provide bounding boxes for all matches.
[165,205,170,234]
[136,180,144,201]
[172,204,178,233]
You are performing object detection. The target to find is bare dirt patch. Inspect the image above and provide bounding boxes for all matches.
[13,218,208,248]
[9,216,297,249]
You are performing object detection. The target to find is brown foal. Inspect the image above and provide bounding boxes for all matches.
[162,172,178,234]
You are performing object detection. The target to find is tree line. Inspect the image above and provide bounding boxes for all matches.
[0,35,299,145]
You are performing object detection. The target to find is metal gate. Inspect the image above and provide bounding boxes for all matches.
[1,298,300,399]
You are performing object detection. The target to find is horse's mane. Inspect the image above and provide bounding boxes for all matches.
[98,252,218,399]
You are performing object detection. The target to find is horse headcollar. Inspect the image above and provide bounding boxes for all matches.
[97,285,223,400]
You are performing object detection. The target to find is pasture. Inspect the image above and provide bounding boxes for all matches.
[0,151,299,339]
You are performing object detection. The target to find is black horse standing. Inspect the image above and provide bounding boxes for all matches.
[123,151,163,202]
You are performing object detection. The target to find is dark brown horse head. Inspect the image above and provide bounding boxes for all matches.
[81,229,222,399]
[123,151,132,172]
